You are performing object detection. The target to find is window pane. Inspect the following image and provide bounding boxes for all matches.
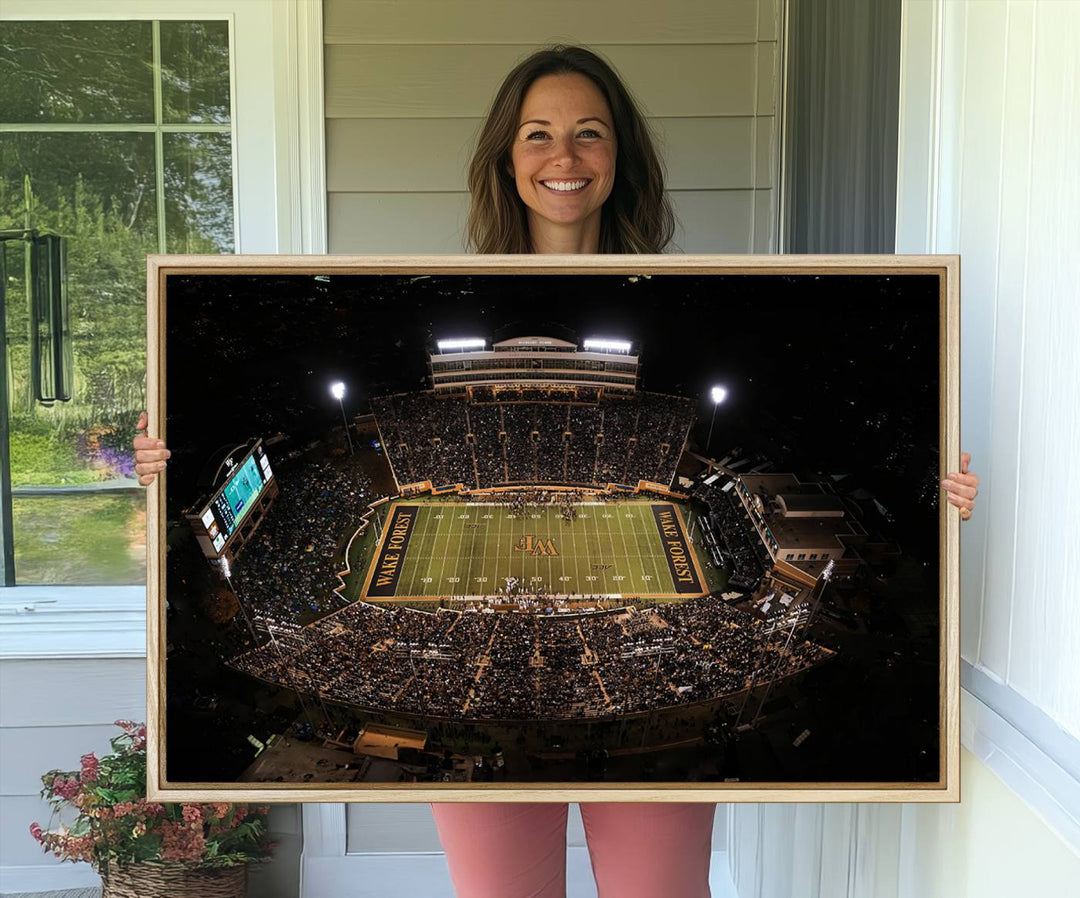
[1,20,235,586]
[164,133,235,252]
[2,132,156,584]
[160,20,232,124]
[11,493,146,585]
[0,22,154,124]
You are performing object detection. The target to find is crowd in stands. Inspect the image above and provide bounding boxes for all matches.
[372,390,694,489]
[692,477,768,590]
[226,596,831,721]
[229,460,372,621]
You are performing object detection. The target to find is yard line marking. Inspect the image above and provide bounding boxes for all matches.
[569,503,581,598]
[635,503,669,593]
[561,505,570,596]
[614,503,637,594]
[408,504,437,597]
[599,504,614,596]
[423,503,446,596]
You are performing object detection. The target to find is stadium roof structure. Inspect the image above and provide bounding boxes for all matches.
[492,335,578,351]
[777,493,846,517]
[428,334,641,393]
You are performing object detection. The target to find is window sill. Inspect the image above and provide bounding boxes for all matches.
[962,663,1080,854]
[0,585,146,659]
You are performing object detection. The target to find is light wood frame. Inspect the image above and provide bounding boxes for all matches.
[146,253,960,803]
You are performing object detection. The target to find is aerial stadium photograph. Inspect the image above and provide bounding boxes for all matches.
[154,260,953,795]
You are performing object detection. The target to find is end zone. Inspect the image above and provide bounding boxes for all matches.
[651,504,705,594]
[363,504,418,597]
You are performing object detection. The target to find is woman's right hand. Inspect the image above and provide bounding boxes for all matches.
[133,411,170,486]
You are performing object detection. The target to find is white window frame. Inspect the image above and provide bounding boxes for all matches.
[0,0,326,660]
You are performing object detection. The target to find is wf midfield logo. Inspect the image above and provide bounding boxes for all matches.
[513,535,559,556]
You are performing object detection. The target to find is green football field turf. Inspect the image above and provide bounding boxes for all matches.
[361,501,705,600]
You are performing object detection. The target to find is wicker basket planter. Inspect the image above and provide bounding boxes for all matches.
[100,861,247,898]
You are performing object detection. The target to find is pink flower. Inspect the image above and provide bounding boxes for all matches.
[112,801,136,818]
[79,753,99,782]
[159,821,206,863]
[29,822,43,842]
[136,798,166,818]
[52,777,80,801]
[181,805,202,824]
[207,802,231,819]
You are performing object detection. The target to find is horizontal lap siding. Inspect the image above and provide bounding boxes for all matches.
[0,659,146,868]
[327,117,770,192]
[324,0,762,45]
[328,189,761,253]
[325,0,780,253]
[326,44,762,118]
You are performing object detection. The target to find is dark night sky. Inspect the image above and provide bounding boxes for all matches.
[166,272,941,554]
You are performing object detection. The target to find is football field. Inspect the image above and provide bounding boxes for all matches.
[361,501,705,600]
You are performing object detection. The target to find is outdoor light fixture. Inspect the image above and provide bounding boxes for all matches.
[331,382,354,454]
[436,338,486,351]
[583,338,632,353]
[707,384,729,455]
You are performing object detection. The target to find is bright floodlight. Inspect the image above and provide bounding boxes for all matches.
[711,386,728,404]
[437,338,486,351]
[331,382,345,400]
[583,338,632,353]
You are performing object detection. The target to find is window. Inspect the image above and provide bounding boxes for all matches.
[1,19,234,584]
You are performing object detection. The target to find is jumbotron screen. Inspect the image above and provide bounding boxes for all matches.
[197,443,273,554]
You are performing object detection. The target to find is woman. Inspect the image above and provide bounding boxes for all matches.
[135,46,979,898]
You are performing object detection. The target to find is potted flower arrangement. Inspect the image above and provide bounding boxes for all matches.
[30,720,275,897]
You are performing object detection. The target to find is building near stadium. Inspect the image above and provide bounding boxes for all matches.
[732,472,881,582]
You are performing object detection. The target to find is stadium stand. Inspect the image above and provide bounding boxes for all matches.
[229,460,372,620]
[227,597,830,721]
[372,390,694,489]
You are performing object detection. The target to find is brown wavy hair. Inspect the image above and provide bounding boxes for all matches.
[466,46,675,254]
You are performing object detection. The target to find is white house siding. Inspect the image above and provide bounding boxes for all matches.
[0,660,146,888]
[324,0,781,254]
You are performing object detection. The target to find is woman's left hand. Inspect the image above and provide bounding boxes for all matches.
[942,452,979,521]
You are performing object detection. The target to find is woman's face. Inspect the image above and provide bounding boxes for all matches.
[509,73,617,244]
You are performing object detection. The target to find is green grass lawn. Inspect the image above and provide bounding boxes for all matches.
[356,501,705,600]
[12,492,146,584]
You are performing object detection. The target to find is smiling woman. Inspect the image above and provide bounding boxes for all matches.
[466,45,674,254]
[509,73,617,253]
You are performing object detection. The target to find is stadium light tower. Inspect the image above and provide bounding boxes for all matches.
[331,381,354,455]
[706,385,728,456]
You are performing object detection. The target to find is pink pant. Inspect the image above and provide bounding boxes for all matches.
[431,802,715,898]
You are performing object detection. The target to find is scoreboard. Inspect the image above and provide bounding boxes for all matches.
[186,441,278,561]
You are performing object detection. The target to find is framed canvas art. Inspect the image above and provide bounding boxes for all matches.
[145,254,959,803]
